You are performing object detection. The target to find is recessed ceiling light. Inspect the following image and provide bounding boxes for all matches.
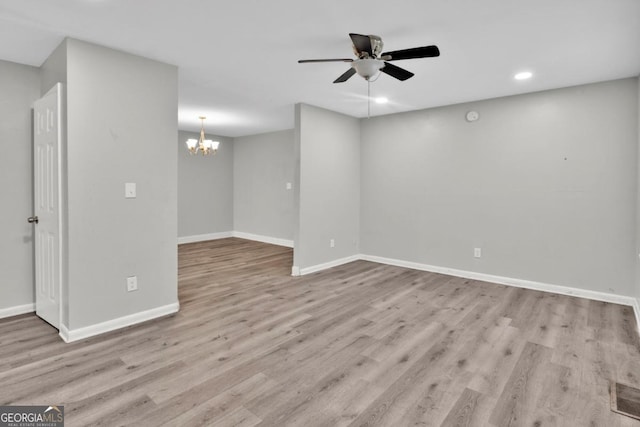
[375,97,388,104]
[514,71,533,80]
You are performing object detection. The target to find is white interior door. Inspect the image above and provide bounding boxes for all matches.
[32,83,63,329]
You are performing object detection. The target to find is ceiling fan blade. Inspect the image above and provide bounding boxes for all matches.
[333,68,357,83]
[298,58,354,63]
[381,62,414,81]
[382,45,440,61]
[349,33,373,56]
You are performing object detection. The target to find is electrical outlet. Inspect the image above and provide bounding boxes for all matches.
[330,239,335,248]
[474,248,482,258]
[127,276,138,292]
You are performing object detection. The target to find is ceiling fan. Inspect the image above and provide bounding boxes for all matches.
[298,33,440,83]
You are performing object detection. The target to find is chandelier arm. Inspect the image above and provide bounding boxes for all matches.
[200,117,205,153]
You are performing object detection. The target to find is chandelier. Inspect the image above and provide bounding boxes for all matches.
[185,116,219,156]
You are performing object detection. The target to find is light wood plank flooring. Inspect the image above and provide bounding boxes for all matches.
[1,238,640,426]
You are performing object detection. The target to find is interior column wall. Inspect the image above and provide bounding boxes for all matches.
[293,103,360,272]
[65,39,179,330]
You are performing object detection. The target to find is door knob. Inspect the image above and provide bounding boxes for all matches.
[27,216,39,224]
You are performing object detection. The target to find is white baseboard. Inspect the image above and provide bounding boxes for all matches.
[0,303,35,319]
[178,232,233,245]
[232,231,294,248]
[59,324,71,342]
[360,254,638,307]
[178,231,294,248]
[294,254,361,276]
[59,302,179,343]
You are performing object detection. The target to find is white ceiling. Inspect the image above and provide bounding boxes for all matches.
[1,0,639,137]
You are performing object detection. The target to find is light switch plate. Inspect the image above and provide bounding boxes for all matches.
[125,183,136,198]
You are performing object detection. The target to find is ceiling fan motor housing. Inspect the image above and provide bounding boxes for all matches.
[369,35,383,57]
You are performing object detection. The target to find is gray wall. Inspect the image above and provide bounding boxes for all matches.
[637,75,640,303]
[40,41,67,94]
[293,103,360,270]
[361,78,638,296]
[234,130,295,240]
[178,130,233,237]
[64,39,178,329]
[0,60,41,311]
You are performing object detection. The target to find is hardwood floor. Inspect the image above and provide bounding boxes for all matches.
[1,237,639,426]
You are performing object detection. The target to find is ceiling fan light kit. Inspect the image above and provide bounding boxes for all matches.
[352,59,385,81]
